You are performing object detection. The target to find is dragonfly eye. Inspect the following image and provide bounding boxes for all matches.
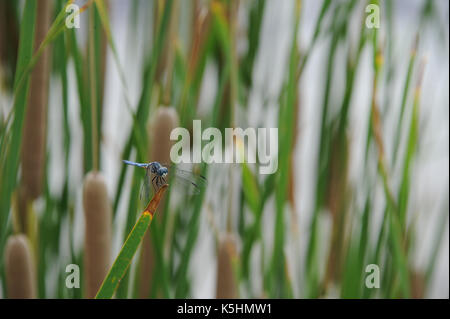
[158,167,168,177]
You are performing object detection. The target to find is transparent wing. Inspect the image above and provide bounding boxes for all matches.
[169,174,201,195]
[139,167,152,205]
[166,165,207,195]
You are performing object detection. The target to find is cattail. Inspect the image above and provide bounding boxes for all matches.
[138,234,155,298]
[5,234,36,298]
[149,106,179,164]
[326,133,349,217]
[410,270,426,299]
[21,0,52,201]
[0,1,6,67]
[139,106,179,298]
[323,133,349,292]
[83,171,112,298]
[216,233,238,299]
[0,0,19,88]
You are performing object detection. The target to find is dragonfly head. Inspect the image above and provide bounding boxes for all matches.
[158,167,168,177]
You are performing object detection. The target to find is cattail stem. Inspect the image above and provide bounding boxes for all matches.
[162,0,178,106]
[89,6,99,172]
[5,234,36,298]
[226,0,239,234]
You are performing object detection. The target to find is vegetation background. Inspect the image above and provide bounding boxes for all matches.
[0,0,448,298]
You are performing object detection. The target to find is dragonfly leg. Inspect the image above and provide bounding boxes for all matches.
[155,176,162,190]
[157,176,162,188]
[161,176,166,185]
[151,175,157,193]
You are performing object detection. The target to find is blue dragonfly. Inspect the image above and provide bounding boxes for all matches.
[123,160,207,201]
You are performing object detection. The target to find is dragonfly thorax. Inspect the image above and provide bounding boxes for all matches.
[149,162,168,177]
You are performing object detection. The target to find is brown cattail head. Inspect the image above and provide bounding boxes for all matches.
[21,0,52,201]
[5,234,36,298]
[138,234,155,299]
[216,233,238,299]
[326,132,349,217]
[0,0,19,89]
[83,171,112,298]
[149,106,179,163]
[138,106,179,298]
[410,270,426,299]
[322,132,350,292]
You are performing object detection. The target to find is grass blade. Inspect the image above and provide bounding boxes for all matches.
[95,185,168,299]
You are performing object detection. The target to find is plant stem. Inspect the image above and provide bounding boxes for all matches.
[95,185,168,299]
[89,6,98,171]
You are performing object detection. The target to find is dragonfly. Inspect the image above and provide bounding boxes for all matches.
[123,160,207,201]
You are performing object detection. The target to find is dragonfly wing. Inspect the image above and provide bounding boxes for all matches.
[175,168,207,186]
[161,164,207,183]
[170,174,201,194]
[139,168,152,204]
[165,166,207,195]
